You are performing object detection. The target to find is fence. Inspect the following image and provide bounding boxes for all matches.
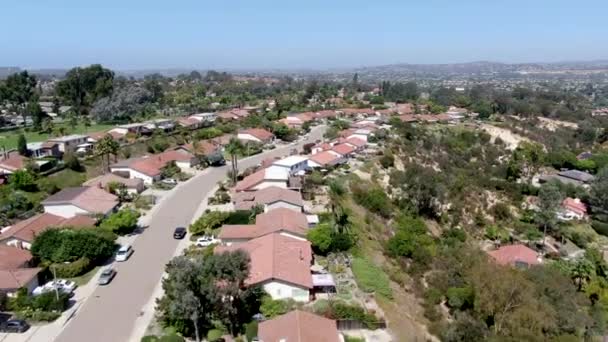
[336,319,387,331]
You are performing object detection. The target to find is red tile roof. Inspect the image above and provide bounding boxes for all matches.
[0,151,25,172]
[235,169,266,192]
[219,208,308,240]
[488,244,540,267]
[308,151,342,167]
[131,150,193,177]
[0,245,33,269]
[0,213,95,243]
[216,233,313,288]
[177,117,200,127]
[83,173,143,190]
[345,137,366,148]
[179,141,219,156]
[0,268,41,291]
[259,310,340,342]
[239,128,274,142]
[331,143,356,156]
[562,197,587,216]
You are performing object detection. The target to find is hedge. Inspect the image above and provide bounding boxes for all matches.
[14,309,61,322]
[50,257,92,278]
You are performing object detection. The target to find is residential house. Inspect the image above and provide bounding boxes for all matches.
[539,169,595,187]
[342,137,366,152]
[559,197,588,221]
[219,208,309,245]
[46,134,89,153]
[311,142,332,155]
[174,141,223,165]
[217,108,250,120]
[0,213,96,249]
[215,233,313,302]
[0,268,41,296]
[307,151,346,168]
[233,186,304,212]
[258,310,341,342]
[237,128,275,144]
[488,244,541,268]
[190,112,217,123]
[176,117,201,129]
[83,173,145,194]
[331,143,356,157]
[271,156,309,176]
[279,112,314,128]
[0,245,34,269]
[108,123,151,138]
[110,150,195,184]
[145,118,175,132]
[0,151,26,174]
[42,186,119,218]
[27,142,60,158]
[339,128,373,142]
[235,167,290,192]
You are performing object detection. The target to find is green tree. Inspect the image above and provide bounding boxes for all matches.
[100,209,140,235]
[17,134,27,156]
[95,135,120,172]
[31,229,115,263]
[0,71,37,127]
[56,64,114,116]
[537,182,563,244]
[66,111,78,131]
[225,138,244,185]
[9,169,38,192]
[63,151,82,171]
[590,167,608,220]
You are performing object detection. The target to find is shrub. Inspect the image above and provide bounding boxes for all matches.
[141,336,160,342]
[245,321,258,342]
[446,286,474,310]
[158,334,185,342]
[207,329,225,342]
[592,220,608,237]
[328,302,381,329]
[100,209,140,235]
[351,258,393,299]
[14,309,61,322]
[260,296,296,318]
[189,211,230,235]
[344,336,365,342]
[351,182,392,218]
[490,203,512,221]
[63,152,82,171]
[31,292,70,311]
[51,257,92,278]
[32,229,115,263]
[307,224,333,254]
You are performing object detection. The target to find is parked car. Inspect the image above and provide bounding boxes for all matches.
[98,268,116,285]
[161,178,177,186]
[32,279,77,296]
[0,319,29,333]
[115,244,134,262]
[195,236,217,247]
[173,227,187,239]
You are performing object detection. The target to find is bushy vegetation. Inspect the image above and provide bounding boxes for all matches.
[351,257,392,299]
[31,228,116,263]
[189,210,255,235]
[100,209,140,235]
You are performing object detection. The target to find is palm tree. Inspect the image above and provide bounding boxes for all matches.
[225,138,244,185]
[327,180,350,234]
[96,135,120,172]
[570,258,595,291]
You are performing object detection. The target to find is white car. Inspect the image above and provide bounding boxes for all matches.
[33,279,77,296]
[115,245,134,262]
[195,236,217,247]
[161,178,177,185]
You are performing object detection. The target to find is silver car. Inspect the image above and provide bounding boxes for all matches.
[98,268,116,285]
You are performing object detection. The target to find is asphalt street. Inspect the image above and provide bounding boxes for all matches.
[54,125,326,342]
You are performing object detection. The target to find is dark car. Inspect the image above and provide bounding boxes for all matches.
[173,227,187,239]
[0,319,29,333]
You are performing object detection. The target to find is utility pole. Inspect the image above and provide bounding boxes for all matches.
[52,266,59,301]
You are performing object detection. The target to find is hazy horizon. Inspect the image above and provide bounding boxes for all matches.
[1,0,607,70]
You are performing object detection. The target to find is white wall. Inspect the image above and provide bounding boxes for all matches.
[129,169,159,185]
[44,204,89,218]
[266,201,302,213]
[175,160,194,172]
[253,180,288,190]
[5,238,32,250]
[263,280,310,302]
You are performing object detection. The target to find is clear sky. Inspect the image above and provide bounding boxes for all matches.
[1,0,607,70]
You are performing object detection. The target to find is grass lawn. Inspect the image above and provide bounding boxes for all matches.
[69,266,101,286]
[351,257,393,299]
[45,169,87,189]
[0,123,115,149]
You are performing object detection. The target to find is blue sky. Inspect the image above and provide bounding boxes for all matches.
[1,0,607,70]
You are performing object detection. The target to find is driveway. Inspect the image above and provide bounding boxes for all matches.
[41,125,326,342]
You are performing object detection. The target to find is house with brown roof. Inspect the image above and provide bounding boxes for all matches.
[216,233,313,302]
[307,151,346,168]
[279,112,315,128]
[109,150,196,185]
[258,310,341,342]
[342,137,366,152]
[174,141,223,164]
[488,244,541,268]
[219,208,309,245]
[233,186,304,212]
[331,143,357,157]
[42,186,119,219]
[0,213,96,249]
[234,166,290,192]
[0,245,34,269]
[237,128,275,144]
[0,268,41,296]
[83,173,145,194]
[559,197,588,221]
[0,151,26,174]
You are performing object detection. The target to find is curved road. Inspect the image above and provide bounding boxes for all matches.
[54,125,326,342]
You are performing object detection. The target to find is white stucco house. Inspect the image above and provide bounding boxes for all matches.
[271,156,309,176]
[41,186,119,218]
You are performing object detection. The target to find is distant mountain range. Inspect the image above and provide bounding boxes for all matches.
[2,60,608,79]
